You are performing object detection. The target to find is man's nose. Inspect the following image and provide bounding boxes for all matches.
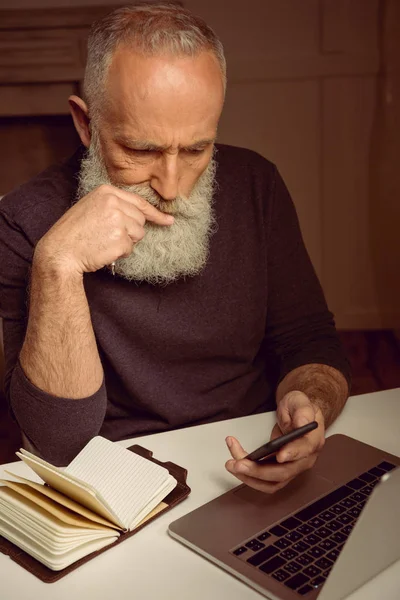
[150,153,180,201]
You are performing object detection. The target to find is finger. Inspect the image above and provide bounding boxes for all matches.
[227,452,317,483]
[114,199,147,227]
[226,436,248,460]
[110,187,174,226]
[269,423,283,442]
[230,471,290,494]
[277,430,325,463]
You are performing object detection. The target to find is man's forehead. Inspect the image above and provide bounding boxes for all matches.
[105,47,224,110]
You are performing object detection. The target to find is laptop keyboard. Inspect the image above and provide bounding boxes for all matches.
[231,461,397,596]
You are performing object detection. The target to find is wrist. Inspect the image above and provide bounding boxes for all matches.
[33,240,83,282]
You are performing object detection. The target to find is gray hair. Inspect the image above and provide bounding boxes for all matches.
[83,2,226,118]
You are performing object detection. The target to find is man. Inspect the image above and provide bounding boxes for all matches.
[0,4,350,493]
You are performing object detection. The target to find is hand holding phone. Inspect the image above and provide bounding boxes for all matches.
[245,421,318,463]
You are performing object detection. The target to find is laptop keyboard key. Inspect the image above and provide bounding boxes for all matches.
[275,538,291,550]
[269,525,288,537]
[259,555,286,574]
[368,467,385,478]
[304,533,321,545]
[331,532,347,544]
[359,471,375,483]
[315,526,331,538]
[284,573,310,590]
[348,507,362,519]
[320,510,335,521]
[337,513,353,525]
[319,539,337,551]
[326,520,342,532]
[351,492,367,503]
[326,548,341,561]
[247,545,279,566]
[340,498,356,508]
[281,548,299,561]
[298,584,314,595]
[309,547,325,559]
[285,561,302,574]
[311,575,326,588]
[233,546,247,556]
[258,531,271,541]
[342,525,353,536]
[315,557,333,570]
[285,530,302,543]
[280,516,302,530]
[361,485,374,496]
[323,569,331,578]
[297,524,314,535]
[245,539,265,551]
[309,517,325,528]
[330,504,346,515]
[296,553,314,567]
[347,478,365,490]
[378,461,396,471]
[272,569,290,582]
[292,541,310,553]
[303,565,322,578]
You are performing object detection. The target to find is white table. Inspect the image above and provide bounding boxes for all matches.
[1,388,400,600]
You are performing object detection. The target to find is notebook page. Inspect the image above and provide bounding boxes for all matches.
[16,451,123,528]
[3,471,120,530]
[0,480,115,532]
[66,437,176,530]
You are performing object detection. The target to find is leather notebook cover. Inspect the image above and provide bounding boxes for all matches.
[0,444,191,583]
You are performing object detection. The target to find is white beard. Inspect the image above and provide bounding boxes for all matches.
[77,131,217,284]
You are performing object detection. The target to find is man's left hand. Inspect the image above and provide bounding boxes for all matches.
[225,391,326,493]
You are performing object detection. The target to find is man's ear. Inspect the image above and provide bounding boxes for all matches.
[69,95,91,148]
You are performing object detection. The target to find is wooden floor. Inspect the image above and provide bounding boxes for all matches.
[0,331,399,464]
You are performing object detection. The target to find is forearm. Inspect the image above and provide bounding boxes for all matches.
[20,251,103,399]
[276,363,349,428]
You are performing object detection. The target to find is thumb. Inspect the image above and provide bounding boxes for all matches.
[291,404,315,429]
[226,436,248,460]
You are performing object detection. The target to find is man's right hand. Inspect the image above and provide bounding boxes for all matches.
[34,184,174,274]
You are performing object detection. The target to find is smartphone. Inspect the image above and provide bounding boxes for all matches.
[245,421,318,463]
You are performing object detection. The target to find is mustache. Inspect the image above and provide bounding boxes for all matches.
[117,182,184,216]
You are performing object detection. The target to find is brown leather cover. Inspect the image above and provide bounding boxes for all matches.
[0,444,191,583]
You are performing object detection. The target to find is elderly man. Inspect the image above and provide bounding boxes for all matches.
[0,4,350,492]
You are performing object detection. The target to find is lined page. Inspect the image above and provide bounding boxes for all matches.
[65,437,175,529]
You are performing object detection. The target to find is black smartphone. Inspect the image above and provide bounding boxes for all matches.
[245,421,318,463]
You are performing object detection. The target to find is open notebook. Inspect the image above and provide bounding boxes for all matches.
[0,437,181,573]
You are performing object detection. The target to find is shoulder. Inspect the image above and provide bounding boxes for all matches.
[215,143,276,182]
[0,148,83,243]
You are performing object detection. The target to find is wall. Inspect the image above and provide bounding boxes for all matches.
[0,0,398,329]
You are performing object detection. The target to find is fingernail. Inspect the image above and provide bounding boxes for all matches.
[166,215,174,224]
[226,437,232,448]
[226,459,235,471]
[236,463,249,474]
[298,417,309,426]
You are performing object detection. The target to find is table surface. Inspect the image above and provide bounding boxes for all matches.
[1,388,400,600]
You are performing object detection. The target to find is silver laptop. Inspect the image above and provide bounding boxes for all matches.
[168,434,400,599]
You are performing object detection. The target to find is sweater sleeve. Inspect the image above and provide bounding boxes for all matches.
[264,168,352,389]
[0,208,107,466]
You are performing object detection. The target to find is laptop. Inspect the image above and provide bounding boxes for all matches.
[168,434,400,599]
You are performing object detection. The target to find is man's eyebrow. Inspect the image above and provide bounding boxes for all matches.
[117,137,215,151]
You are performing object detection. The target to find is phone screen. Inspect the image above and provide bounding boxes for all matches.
[245,421,318,462]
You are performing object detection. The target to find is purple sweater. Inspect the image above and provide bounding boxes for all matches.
[0,145,350,465]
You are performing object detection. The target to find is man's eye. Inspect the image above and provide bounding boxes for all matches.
[186,148,206,155]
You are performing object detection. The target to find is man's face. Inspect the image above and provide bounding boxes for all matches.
[78,48,225,284]
[95,47,224,200]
